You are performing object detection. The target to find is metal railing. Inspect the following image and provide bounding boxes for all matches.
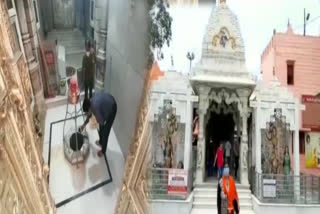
[252,172,320,204]
[147,168,193,200]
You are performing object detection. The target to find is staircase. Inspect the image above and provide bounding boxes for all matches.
[191,182,255,214]
[46,29,85,69]
[47,29,86,55]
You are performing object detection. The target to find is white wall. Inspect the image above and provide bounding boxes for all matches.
[105,0,150,158]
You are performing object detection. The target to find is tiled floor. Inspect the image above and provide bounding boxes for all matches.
[43,103,125,214]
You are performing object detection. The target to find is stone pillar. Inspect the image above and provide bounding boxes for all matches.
[184,99,193,170]
[293,100,300,201]
[16,0,45,121]
[195,86,209,184]
[255,103,262,173]
[22,0,44,105]
[237,89,250,185]
[293,106,300,176]
[95,0,109,91]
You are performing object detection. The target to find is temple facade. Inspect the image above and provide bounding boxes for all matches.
[148,1,310,214]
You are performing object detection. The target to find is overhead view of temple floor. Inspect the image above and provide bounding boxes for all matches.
[43,104,124,213]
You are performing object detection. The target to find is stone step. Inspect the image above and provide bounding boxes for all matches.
[45,92,86,109]
[47,34,84,40]
[194,188,251,194]
[196,183,251,189]
[192,201,253,210]
[194,194,252,204]
[191,208,255,214]
[48,29,83,36]
[66,47,86,56]
[57,40,85,47]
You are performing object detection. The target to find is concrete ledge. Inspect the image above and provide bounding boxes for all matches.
[45,92,86,109]
[149,193,193,214]
[252,195,320,214]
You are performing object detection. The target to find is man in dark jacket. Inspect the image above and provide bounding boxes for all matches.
[80,92,117,157]
[82,45,96,99]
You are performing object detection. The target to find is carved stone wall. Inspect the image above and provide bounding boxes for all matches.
[115,68,151,214]
[0,1,55,213]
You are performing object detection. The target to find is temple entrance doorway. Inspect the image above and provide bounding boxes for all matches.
[205,111,236,182]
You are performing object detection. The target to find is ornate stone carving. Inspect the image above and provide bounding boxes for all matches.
[115,71,151,214]
[9,88,26,111]
[197,143,202,168]
[242,143,248,167]
[0,3,56,212]
[212,27,236,49]
[0,96,8,120]
[0,69,6,102]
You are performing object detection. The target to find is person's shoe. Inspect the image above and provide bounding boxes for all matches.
[95,140,101,147]
[97,150,104,157]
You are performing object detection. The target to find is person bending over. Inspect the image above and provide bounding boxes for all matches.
[80,92,117,157]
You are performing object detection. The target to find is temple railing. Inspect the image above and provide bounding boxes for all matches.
[252,172,320,204]
[147,168,193,201]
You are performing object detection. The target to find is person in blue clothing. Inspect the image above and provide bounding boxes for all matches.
[80,92,117,157]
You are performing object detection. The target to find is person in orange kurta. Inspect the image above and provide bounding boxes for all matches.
[217,164,240,214]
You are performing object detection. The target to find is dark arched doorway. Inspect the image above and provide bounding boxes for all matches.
[205,111,235,180]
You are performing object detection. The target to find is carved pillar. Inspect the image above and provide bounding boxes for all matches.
[293,100,300,201]
[95,0,109,91]
[184,98,193,170]
[0,13,55,212]
[18,0,45,122]
[255,101,262,173]
[237,89,250,185]
[195,86,209,184]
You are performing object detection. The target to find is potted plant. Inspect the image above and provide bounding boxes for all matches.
[60,78,66,95]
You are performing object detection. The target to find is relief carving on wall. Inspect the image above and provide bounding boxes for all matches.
[115,73,151,214]
[17,59,32,105]
[0,3,56,212]
[212,27,236,49]
[261,109,291,174]
[152,99,184,168]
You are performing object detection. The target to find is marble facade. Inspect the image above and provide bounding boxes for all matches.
[250,79,304,175]
[190,1,255,185]
[150,70,198,171]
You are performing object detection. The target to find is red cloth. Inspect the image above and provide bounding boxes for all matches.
[217,147,224,167]
[222,176,239,214]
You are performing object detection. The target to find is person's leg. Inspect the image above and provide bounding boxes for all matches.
[100,123,109,155]
[100,105,117,155]
[235,156,239,179]
[218,167,222,179]
[84,84,88,100]
[89,82,93,98]
[233,199,239,214]
[96,124,102,146]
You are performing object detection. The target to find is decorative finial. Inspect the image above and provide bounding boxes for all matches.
[286,19,294,35]
[171,55,174,67]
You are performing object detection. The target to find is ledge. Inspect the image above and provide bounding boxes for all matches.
[149,192,194,203]
[252,195,320,214]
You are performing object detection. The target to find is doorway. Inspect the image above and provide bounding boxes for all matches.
[205,111,235,181]
[52,0,75,29]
